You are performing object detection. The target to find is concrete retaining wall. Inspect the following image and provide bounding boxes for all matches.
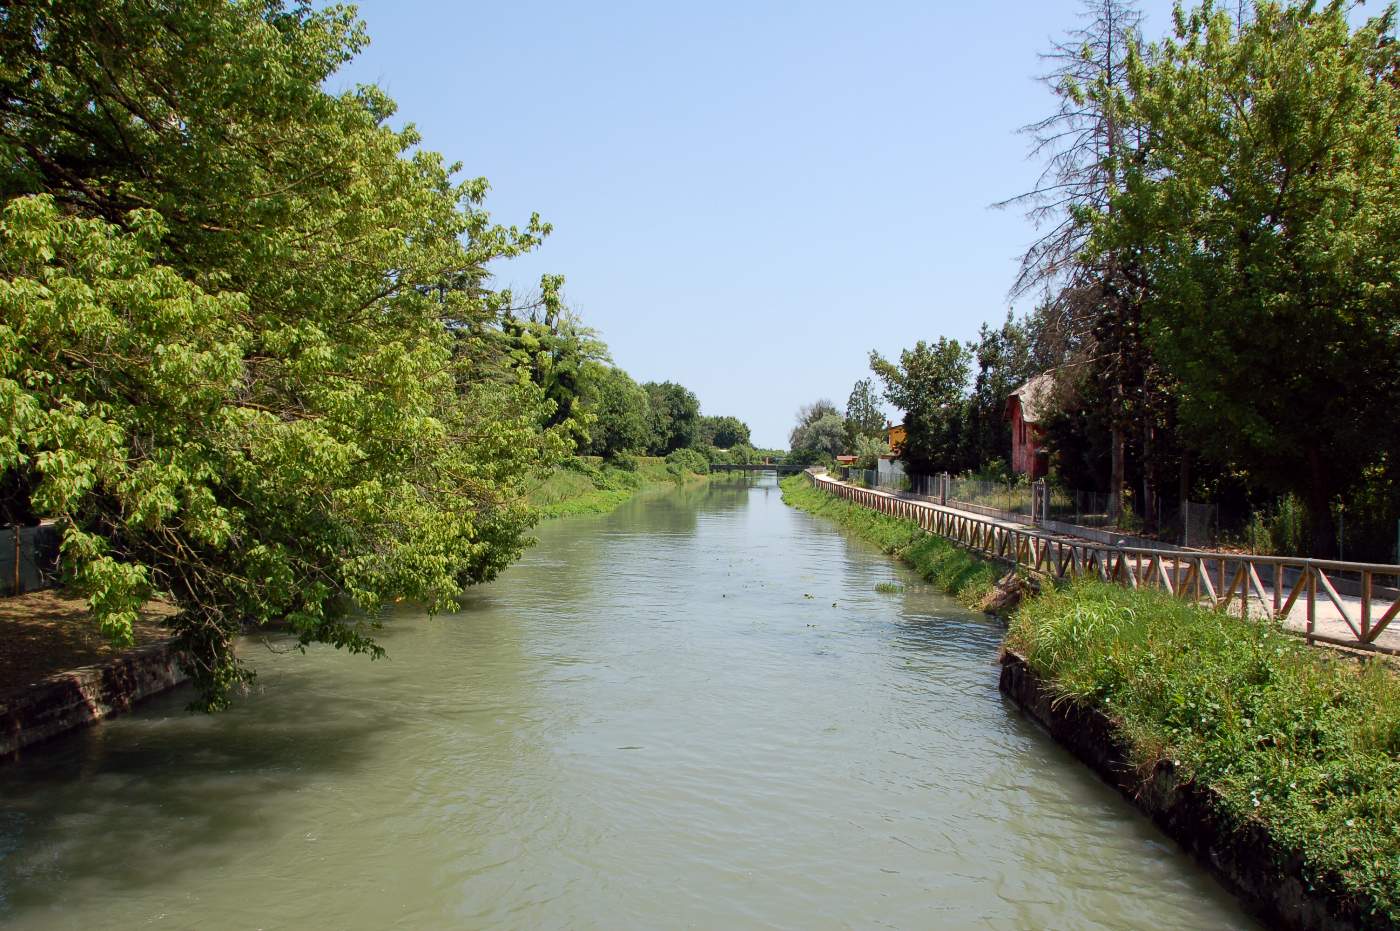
[0,641,188,761]
[999,652,1384,931]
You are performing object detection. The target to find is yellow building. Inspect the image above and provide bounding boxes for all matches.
[885,422,906,455]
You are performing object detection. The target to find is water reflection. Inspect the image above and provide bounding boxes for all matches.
[0,473,1256,929]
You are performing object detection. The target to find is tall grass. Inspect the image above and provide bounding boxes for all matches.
[779,475,1000,605]
[1010,581,1400,920]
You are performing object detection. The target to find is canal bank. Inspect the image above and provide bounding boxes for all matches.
[785,472,1400,930]
[527,455,710,518]
[0,473,1254,929]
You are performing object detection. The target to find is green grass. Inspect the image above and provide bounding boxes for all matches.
[780,474,1000,606]
[1009,581,1400,921]
[874,582,905,594]
[528,456,707,519]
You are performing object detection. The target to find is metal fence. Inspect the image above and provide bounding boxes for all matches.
[947,477,1034,519]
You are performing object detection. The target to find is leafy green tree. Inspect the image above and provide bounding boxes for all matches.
[1100,0,1400,554]
[0,1,567,707]
[869,339,972,474]
[789,412,847,459]
[844,378,886,447]
[965,313,1035,469]
[642,381,700,454]
[852,435,891,470]
[579,363,651,459]
[697,415,751,449]
[489,278,608,446]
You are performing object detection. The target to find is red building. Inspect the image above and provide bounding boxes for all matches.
[1006,372,1055,479]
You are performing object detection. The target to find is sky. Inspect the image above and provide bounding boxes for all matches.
[333,0,1181,449]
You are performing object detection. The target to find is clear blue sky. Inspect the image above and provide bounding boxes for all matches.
[334,1,1178,449]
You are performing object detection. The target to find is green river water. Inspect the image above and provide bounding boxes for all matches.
[0,474,1256,929]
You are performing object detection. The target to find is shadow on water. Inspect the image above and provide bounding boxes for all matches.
[0,668,390,915]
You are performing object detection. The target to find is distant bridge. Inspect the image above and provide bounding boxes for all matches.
[712,463,806,474]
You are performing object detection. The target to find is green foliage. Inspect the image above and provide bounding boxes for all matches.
[1097,0,1400,552]
[642,381,701,454]
[851,435,890,470]
[0,2,569,707]
[664,447,709,476]
[873,582,905,594]
[579,363,651,459]
[844,378,886,446]
[1010,581,1400,920]
[529,456,707,518]
[488,291,608,446]
[965,313,1035,469]
[707,443,757,466]
[697,415,751,449]
[869,338,972,474]
[779,476,998,604]
[1243,494,1308,557]
[789,412,847,459]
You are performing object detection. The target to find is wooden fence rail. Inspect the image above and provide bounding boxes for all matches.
[806,471,1400,655]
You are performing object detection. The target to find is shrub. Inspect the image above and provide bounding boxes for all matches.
[664,448,709,475]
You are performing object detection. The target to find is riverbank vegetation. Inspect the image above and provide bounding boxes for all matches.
[527,456,709,519]
[1009,581,1400,923]
[779,476,999,605]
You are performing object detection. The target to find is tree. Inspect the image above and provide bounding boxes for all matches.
[965,313,1035,469]
[790,413,847,459]
[869,339,972,474]
[697,415,751,449]
[0,1,567,707]
[788,399,842,452]
[490,277,608,446]
[580,364,651,459]
[642,381,700,454]
[852,435,891,470]
[1099,0,1400,555]
[844,378,886,447]
[999,0,1148,518]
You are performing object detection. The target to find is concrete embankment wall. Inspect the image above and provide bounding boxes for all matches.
[0,642,187,761]
[999,652,1379,931]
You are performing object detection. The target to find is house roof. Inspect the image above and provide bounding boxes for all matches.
[1007,371,1058,425]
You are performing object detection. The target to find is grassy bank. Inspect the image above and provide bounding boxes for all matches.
[779,474,1000,604]
[528,456,708,519]
[1010,581,1400,922]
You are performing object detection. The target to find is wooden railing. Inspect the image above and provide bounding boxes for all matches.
[806,471,1400,655]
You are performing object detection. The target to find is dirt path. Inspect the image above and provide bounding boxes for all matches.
[0,591,175,695]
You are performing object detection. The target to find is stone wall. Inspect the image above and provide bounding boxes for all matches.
[999,651,1382,931]
[0,641,187,761]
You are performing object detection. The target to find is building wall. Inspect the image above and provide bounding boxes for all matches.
[885,423,906,455]
[1008,399,1046,478]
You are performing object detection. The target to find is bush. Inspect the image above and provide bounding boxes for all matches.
[609,451,640,472]
[664,448,709,475]
[1242,494,1308,556]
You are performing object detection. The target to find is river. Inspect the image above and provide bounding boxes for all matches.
[0,474,1255,929]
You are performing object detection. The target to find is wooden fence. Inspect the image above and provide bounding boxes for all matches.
[807,471,1400,655]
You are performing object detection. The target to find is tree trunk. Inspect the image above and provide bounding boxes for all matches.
[1306,449,1336,559]
[1141,421,1157,533]
[1109,409,1126,522]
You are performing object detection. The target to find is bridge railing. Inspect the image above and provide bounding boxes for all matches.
[805,471,1400,656]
